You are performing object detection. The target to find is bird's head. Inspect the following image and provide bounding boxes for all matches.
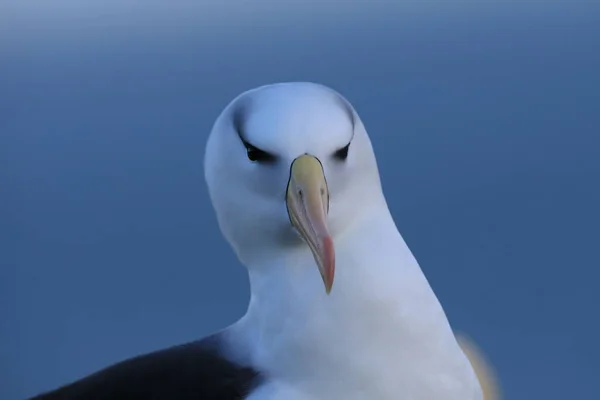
[204,82,383,293]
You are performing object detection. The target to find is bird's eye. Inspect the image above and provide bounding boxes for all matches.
[333,143,350,161]
[245,143,276,163]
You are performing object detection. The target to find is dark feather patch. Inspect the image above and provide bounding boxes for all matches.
[29,335,264,400]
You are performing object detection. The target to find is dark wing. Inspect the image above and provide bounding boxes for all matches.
[28,336,263,400]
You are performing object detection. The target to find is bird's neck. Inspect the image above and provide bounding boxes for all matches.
[225,207,479,398]
[241,206,452,336]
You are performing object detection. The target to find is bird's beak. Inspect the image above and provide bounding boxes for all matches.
[286,154,335,294]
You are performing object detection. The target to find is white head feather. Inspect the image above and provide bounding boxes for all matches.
[205,82,383,268]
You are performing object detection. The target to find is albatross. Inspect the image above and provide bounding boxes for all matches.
[30,82,499,400]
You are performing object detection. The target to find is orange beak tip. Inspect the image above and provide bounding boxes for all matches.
[321,235,336,295]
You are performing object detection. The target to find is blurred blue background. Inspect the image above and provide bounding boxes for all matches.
[1,1,599,399]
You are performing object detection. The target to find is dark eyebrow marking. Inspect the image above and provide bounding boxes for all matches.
[231,97,277,164]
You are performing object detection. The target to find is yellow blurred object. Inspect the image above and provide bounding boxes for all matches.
[456,334,501,400]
